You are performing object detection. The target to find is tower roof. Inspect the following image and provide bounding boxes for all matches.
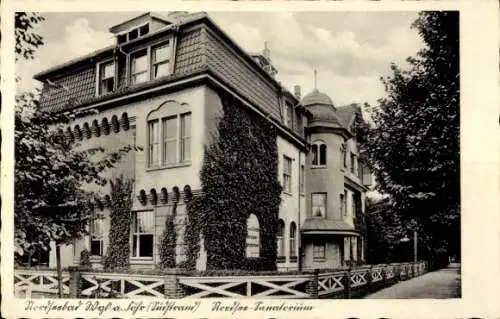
[301,89,334,107]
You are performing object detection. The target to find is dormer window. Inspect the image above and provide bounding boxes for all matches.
[131,50,148,84]
[117,23,150,45]
[139,24,149,37]
[98,61,115,95]
[152,42,171,79]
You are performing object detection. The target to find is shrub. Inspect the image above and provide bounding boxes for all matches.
[79,249,92,268]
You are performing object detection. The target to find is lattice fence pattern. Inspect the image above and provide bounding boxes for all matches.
[317,272,345,296]
[80,272,165,298]
[14,269,70,296]
[179,275,310,298]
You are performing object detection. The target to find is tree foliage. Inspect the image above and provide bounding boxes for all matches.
[14,12,136,259]
[364,11,460,257]
[15,12,45,62]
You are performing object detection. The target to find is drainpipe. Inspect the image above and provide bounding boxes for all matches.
[298,151,302,271]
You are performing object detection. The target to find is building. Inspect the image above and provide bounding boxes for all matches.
[33,12,372,271]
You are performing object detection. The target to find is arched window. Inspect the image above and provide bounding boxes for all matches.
[246,214,260,258]
[312,141,326,166]
[289,222,297,261]
[277,219,285,261]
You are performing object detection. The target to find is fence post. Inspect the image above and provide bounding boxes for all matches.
[343,269,352,299]
[164,271,186,298]
[68,266,81,298]
[367,266,373,293]
[306,269,319,298]
[381,264,388,287]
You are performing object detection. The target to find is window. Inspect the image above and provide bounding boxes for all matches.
[139,24,150,37]
[131,211,154,258]
[162,116,177,165]
[152,42,171,79]
[90,217,104,256]
[277,219,285,261]
[344,190,348,216]
[148,112,191,168]
[352,193,358,216]
[289,222,297,260]
[351,154,356,174]
[340,193,346,216]
[300,165,305,194]
[312,193,326,217]
[180,113,191,161]
[99,61,115,95]
[283,156,292,193]
[246,214,260,258]
[131,51,148,84]
[311,141,326,166]
[342,145,348,168]
[284,102,293,128]
[313,242,326,260]
[148,120,159,166]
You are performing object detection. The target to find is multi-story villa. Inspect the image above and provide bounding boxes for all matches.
[33,12,372,271]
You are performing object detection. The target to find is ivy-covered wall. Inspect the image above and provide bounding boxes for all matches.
[185,95,282,270]
[103,177,133,269]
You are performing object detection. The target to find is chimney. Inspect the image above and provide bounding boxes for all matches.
[294,85,301,100]
[262,41,271,62]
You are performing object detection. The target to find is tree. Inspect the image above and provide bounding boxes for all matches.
[363,11,460,260]
[14,12,136,295]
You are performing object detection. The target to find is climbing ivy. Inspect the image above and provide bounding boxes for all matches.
[187,95,282,270]
[182,189,202,270]
[159,187,180,268]
[103,176,133,270]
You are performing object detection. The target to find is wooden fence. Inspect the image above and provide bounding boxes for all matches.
[14,261,427,299]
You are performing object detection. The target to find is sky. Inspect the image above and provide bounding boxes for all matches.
[16,11,424,107]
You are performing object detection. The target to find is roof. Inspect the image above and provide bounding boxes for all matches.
[335,103,362,128]
[302,219,355,231]
[109,12,171,34]
[301,89,334,107]
[33,11,300,108]
[34,12,209,81]
[301,219,359,236]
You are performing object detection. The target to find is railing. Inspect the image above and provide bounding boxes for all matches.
[79,271,166,298]
[179,274,311,298]
[14,269,70,297]
[14,261,428,299]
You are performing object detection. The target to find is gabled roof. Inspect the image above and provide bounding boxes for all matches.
[335,103,362,128]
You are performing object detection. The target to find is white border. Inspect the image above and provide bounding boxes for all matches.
[2,1,500,318]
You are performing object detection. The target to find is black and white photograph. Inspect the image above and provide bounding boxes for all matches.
[3,2,499,318]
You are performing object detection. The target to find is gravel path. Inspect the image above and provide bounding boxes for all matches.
[364,263,461,299]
